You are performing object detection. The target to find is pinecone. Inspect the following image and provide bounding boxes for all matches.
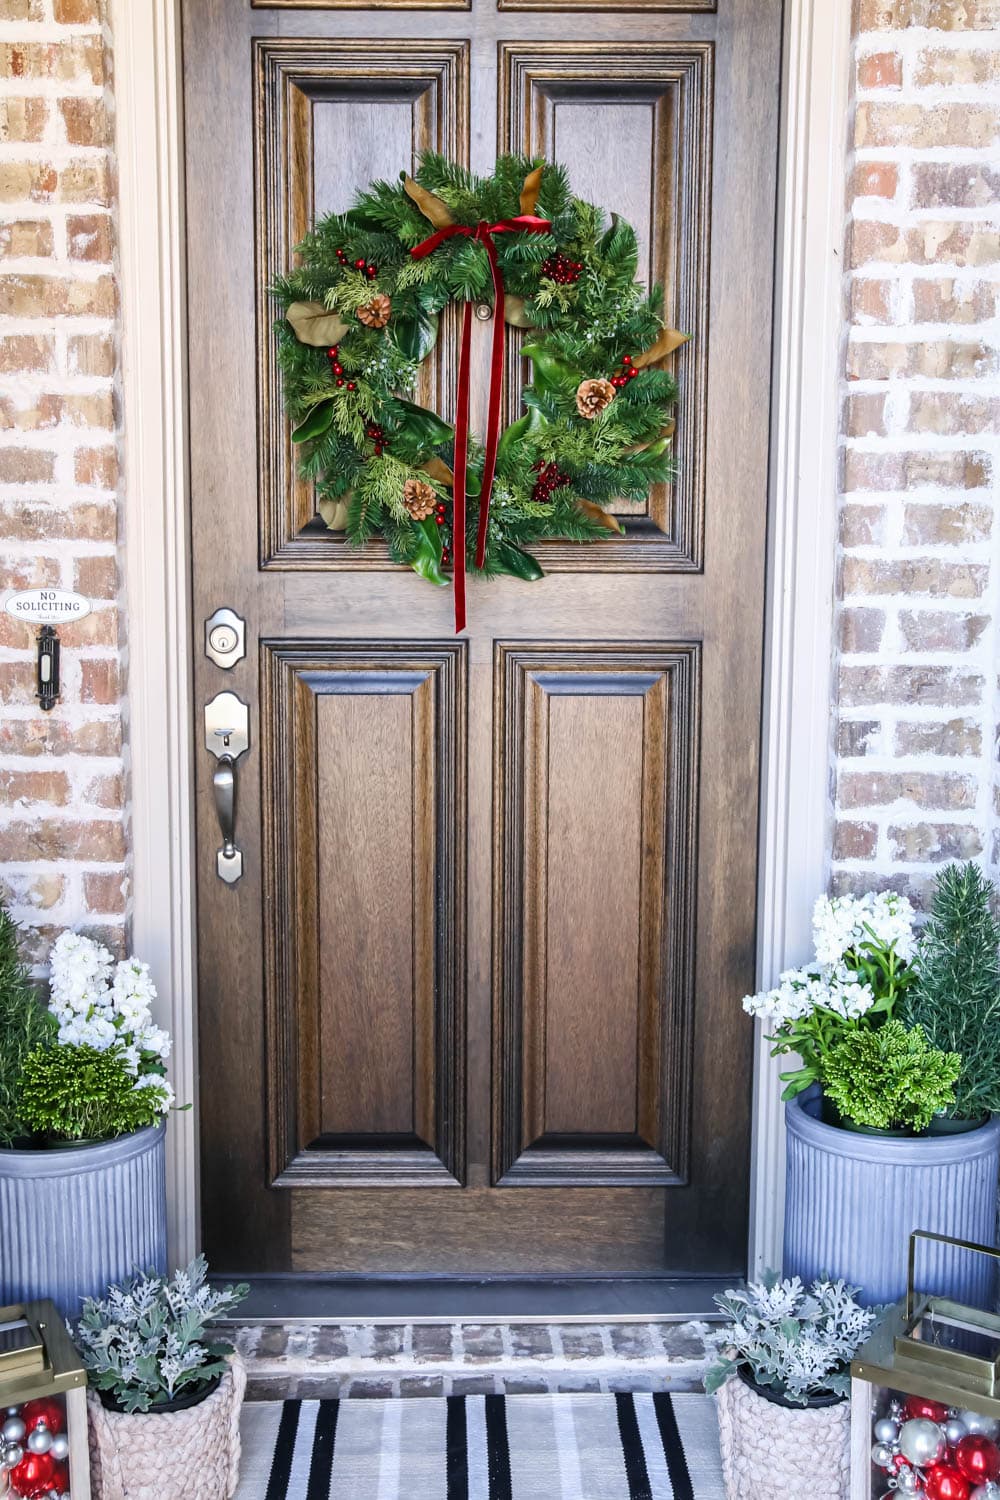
[575,377,616,419]
[403,478,436,520]
[357,293,391,329]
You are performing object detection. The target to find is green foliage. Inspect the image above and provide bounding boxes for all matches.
[823,1020,960,1132]
[77,1257,248,1414]
[904,862,1000,1118]
[18,1044,167,1143]
[271,153,681,587]
[0,905,54,1146]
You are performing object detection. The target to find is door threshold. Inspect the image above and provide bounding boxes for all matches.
[210,1275,735,1324]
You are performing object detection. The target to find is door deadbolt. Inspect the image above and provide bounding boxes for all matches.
[205,607,246,670]
[204,691,249,884]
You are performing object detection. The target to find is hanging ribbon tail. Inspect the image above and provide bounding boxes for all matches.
[452,297,472,634]
[408,213,552,628]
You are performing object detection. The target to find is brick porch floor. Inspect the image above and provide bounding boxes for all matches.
[230,1320,713,1400]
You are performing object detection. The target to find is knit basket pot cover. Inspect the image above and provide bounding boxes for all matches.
[0,1124,167,1320]
[87,1356,246,1500]
[715,1375,850,1500]
[783,1092,1000,1306]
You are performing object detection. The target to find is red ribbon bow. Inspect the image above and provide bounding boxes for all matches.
[410,214,551,632]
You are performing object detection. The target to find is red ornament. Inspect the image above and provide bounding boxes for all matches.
[904,1396,950,1424]
[49,1461,68,1494]
[8,1450,56,1498]
[955,1435,1000,1485]
[540,253,581,286]
[924,1464,972,1500]
[346,381,356,391]
[19,1400,64,1437]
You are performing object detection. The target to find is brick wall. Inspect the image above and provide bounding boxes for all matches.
[0,0,126,966]
[834,0,1000,903]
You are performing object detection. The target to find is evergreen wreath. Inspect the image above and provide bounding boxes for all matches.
[273,153,685,616]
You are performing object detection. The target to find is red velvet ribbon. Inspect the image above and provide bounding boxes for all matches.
[410,215,551,632]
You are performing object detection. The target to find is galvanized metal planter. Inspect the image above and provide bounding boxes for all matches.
[0,1125,167,1320]
[784,1092,1000,1306]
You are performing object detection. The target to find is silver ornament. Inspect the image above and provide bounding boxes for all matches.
[49,1434,69,1461]
[1,1445,22,1469]
[899,1417,945,1467]
[962,1410,1000,1440]
[872,1442,895,1467]
[894,1468,921,1495]
[972,1487,1000,1500]
[945,1418,969,1446]
[27,1425,51,1455]
[0,1421,23,1446]
[874,1417,901,1444]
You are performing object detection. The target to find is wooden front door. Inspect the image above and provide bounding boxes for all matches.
[183,0,781,1279]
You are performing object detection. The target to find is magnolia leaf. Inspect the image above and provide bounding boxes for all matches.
[495,542,543,581]
[521,341,581,394]
[504,295,536,329]
[421,456,454,487]
[396,398,454,449]
[403,176,454,229]
[286,301,349,348]
[291,400,335,444]
[410,517,449,587]
[633,326,690,369]
[318,495,350,531]
[519,165,544,217]
[391,307,439,362]
[576,499,623,535]
[497,406,546,466]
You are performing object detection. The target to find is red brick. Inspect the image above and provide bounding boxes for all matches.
[83,871,127,915]
[839,665,982,707]
[840,504,887,546]
[68,333,114,377]
[911,277,997,324]
[74,445,116,488]
[74,554,117,598]
[82,771,123,809]
[856,0,999,24]
[0,272,116,318]
[856,104,999,150]
[847,339,997,381]
[67,212,112,263]
[0,770,70,806]
[898,611,989,653]
[0,39,104,87]
[888,824,983,862]
[0,448,55,484]
[850,278,893,324]
[837,771,976,811]
[902,503,992,546]
[0,219,55,260]
[0,820,127,864]
[0,499,117,542]
[0,161,59,204]
[79,659,121,704]
[0,717,121,758]
[838,719,881,758]
[907,392,1000,436]
[834,822,879,860]
[894,718,983,756]
[0,334,53,374]
[839,607,885,653]
[0,98,48,145]
[852,162,898,200]
[858,52,903,89]
[54,0,102,21]
[58,98,110,148]
[914,48,1000,88]
[844,392,888,437]
[841,558,988,599]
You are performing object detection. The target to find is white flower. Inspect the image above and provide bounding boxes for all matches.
[812,891,916,966]
[742,964,875,1028]
[134,1075,174,1113]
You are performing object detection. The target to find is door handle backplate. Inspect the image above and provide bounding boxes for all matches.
[204,691,249,883]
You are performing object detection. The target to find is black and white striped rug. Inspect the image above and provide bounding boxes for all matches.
[235,1393,724,1499]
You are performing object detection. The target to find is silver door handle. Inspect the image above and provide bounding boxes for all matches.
[213,757,241,883]
[204,691,249,884]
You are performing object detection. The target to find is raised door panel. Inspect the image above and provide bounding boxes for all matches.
[261,642,466,1187]
[494,643,700,1187]
[254,39,469,567]
[499,43,711,571]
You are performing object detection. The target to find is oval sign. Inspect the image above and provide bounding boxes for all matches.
[4,588,92,626]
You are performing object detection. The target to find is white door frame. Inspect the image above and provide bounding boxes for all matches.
[113,0,849,1273]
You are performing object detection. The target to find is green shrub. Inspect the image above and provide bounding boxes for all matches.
[904,862,1000,1119]
[0,904,54,1145]
[18,1045,165,1143]
[824,1019,960,1132]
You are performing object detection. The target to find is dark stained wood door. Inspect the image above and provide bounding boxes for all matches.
[183,0,781,1279]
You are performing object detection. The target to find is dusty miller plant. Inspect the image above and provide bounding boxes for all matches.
[77,1256,248,1413]
[704,1274,877,1405]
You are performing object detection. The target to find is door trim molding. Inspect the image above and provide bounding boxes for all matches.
[115,0,846,1272]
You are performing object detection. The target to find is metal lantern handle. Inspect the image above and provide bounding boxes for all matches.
[906,1228,1000,1321]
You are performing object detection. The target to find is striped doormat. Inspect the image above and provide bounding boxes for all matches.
[235,1393,725,1499]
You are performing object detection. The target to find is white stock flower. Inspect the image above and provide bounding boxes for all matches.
[812,891,916,966]
[742,962,875,1029]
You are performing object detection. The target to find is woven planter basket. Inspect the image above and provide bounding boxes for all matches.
[87,1355,245,1500]
[715,1373,850,1500]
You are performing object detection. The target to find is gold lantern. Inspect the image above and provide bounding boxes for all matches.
[851,1231,1000,1500]
[0,1300,90,1500]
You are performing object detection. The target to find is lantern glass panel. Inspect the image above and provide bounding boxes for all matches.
[0,1302,89,1500]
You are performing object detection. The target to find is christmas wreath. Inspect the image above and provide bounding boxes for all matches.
[274,154,686,630]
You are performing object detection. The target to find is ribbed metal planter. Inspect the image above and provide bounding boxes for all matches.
[0,1125,167,1319]
[784,1093,1000,1306]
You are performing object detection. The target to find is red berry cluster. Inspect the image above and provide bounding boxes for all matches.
[334,248,378,279]
[434,500,448,527]
[326,345,356,391]
[611,354,640,389]
[366,422,385,456]
[531,459,570,503]
[540,253,583,285]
